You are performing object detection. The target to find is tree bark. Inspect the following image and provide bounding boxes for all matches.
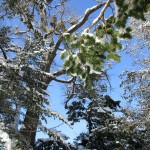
[20,77,52,147]
[88,115,93,149]
[20,111,40,147]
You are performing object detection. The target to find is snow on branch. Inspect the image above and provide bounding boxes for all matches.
[67,2,107,33]
[53,69,66,76]
[40,70,75,84]
[52,76,75,84]
[38,126,71,150]
[84,0,112,32]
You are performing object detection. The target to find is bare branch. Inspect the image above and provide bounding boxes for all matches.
[52,76,75,84]
[42,70,75,84]
[0,45,7,59]
[50,123,64,129]
[100,70,112,90]
[65,77,77,108]
[53,69,66,76]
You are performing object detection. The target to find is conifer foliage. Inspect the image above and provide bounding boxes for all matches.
[66,83,144,150]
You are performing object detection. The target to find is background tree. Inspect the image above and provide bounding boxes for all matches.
[120,11,150,150]
[66,82,144,150]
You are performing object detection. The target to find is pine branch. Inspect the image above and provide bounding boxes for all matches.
[51,2,108,68]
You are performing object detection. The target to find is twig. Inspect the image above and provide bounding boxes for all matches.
[50,123,64,129]
[52,76,75,83]
[0,45,7,59]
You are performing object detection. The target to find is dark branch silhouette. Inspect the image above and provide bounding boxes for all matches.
[0,45,7,59]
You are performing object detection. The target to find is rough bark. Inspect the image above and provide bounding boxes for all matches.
[20,111,40,147]
[20,71,53,147]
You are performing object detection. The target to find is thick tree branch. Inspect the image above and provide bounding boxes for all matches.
[85,0,112,32]
[65,77,77,108]
[101,70,112,90]
[67,2,107,33]
[53,69,66,76]
[41,70,75,84]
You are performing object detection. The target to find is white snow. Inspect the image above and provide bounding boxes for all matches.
[95,37,101,43]
[81,32,94,37]
[103,107,113,112]
[85,5,97,14]
[34,51,41,54]
[113,125,118,129]
[0,129,17,150]
[23,85,30,91]
[78,145,84,150]
[67,25,76,31]
[63,32,71,37]
[85,8,91,14]
[85,62,102,75]
[93,17,99,25]
[136,125,146,131]
[97,107,106,113]
[91,117,100,120]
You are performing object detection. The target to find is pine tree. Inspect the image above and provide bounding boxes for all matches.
[66,82,144,149]
[120,11,150,150]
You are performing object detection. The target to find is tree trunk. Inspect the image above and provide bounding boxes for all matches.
[20,77,52,147]
[20,111,40,147]
[88,116,93,149]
